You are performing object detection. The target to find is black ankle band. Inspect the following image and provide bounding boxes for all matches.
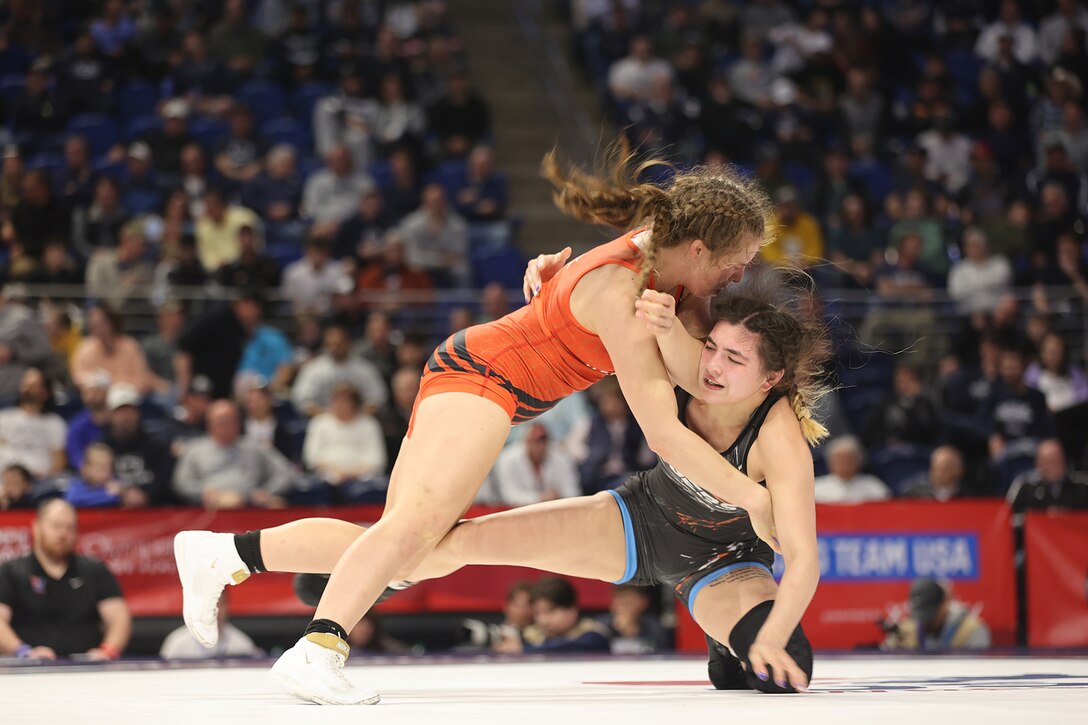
[234,531,266,574]
[305,618,348,641]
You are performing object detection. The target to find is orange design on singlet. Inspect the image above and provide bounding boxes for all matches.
[410,229,656,431]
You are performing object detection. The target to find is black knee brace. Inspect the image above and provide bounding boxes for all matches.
[727,600,813,694]
[706,635,749,690]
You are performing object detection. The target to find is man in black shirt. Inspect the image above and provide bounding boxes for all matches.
[175,291,263,399]
[0,499,131,660]
[1007,439,1088,513]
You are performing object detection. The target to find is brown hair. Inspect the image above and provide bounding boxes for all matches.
[709,275,831,445]
[541,138,773,290]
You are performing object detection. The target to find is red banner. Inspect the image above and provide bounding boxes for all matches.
[1025,511,1088,647]
[0,507,613,616]
[675,500,1017,651]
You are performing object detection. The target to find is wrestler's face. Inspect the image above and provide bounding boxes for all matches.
[698,321,780,404]
[683,234,762,299]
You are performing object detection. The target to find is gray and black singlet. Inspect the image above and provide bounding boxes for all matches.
[607,391,779,614]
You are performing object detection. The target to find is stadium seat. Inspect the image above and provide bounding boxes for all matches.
[236,81,287,121]
[470,245,525,289]
[67,114,119,156]
[291,82,336,123]
[261,117,310,154]
[0,73,25,105]
[188,116,230,148]
[117,82,160,120]
[870,445,933,494]
[125,114,162,141]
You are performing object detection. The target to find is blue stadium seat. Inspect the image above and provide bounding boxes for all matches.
[188,116,230,149]
[870,445,933,494]
[67,114,119,156]
[125,114,162,140]
[25,153,64,175]
[848,160,892,207]
[367,159,394,189]
[0,73,25,105]
[261,117,310,154]
[291,82,336,123]
[237,81,286,121]
[117,82,160,120]
[470,245,525,289]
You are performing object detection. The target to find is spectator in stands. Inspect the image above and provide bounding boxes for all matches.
[242,144,302,225]
[291,324,387,416]
[608,34,673,103]
[66,371,112,470]
[377,367,420,467]
[476,282,510,325]
[302,144,375,235]
[0,368,66,479]
[948,229,1013,317]
[171,32,234,116]
[1056,101,1088,171]
[986,345,1055,464]
[889,190,947,275]
[90,0,135,58]
[859,233,940,364]
[96,383,170,507]
[492,424,580,506]
[766,7,833,77]
[85,221,155,310]
[208,0,267,78]
[975,0,1038,65]
[176,292,264,399]
[215,223,281,291]
[235,319,295,398]
[120,142,163,216]
[495,577,610,654]
[427,70,491,158]
[0,464,33,510]
[282,236,353,316]
[902,446,969,501]
[838,68,883,155]
[1039,0,1088,66]
[371,73,425,157]
[333,188,391,263]
[144,99,193,181]
[728,34,774,109]
[697,76,755,162]
[65,442,125,509]
[354,312,398,382]
[173,399,294,509]
[194,188,260,273]
[161,590,261,660]
[1007,438,1088,512]
[398,183,469,287]
[241,381,294,461]
[56,135,95,212]
[133,5,180,80]
[215,105,267,185]
[599,584,669,654]
[71,175,128,255]
[917,113,972,195]
[761,185,823,268]
[314,64,378,172]
[575,378,653,495]
[58,31,116,115]
[303,383,387,501]
[1025,332,1088,416]
[27,239,82,288]
[347,612,412,655]
[11,59,67,155]
[178,143,215,216]
[141,301,185,386]
[0,499,131,661]
[71,304,163,395]
[882,578,990,651]
[866,364,942,450]
[381,148,423,221]
[355,232,434,307]
[454,145,508,222]
[0,287,56,401]
[814,435,891,503]
[1027,140,1087,215]
[41,303,80,370]
[0,146,24,219]
[826,193,881,288]
[6,169,70,275]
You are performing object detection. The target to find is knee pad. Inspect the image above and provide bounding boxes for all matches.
[728,600,813,694]
[293,573,330,607]
[706,635,749,690]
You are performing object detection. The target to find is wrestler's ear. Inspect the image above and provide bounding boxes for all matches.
[689,239,707,258]
[761,369,784,392]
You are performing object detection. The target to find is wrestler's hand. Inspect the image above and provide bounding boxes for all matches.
[633,289,676,335]
[747,637,808,692]
[523,246,572,303]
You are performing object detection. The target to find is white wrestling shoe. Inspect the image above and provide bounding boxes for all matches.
[269,634,381,705]
[173,531,250,648]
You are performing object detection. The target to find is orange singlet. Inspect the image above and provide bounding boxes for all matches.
[409,228,669,435]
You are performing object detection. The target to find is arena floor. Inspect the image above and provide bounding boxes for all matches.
[3,654,1086,725]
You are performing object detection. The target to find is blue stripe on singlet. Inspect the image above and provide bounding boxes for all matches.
[687,562,774,618]
[605,489,637,584]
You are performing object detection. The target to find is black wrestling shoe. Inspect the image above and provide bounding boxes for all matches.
[707,635,751,690]
[292,573,414,608]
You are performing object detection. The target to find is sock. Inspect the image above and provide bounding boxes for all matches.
[233,531,266,574]
[304,618,350,656]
